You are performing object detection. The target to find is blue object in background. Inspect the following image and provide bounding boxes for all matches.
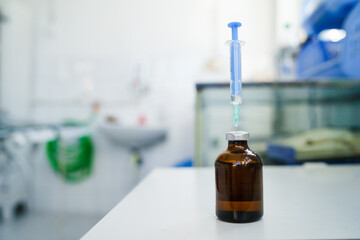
[297,36,345,78]
[298,0,360,79]
[267,143,360,165]
[341,1,360,78]
[267,144,297,165]
[303,0,359,35]
[174,158,193,167]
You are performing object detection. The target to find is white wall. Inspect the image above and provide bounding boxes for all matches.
[29,0,278,166]
[275,0,305,48]
[1,0,279,126]
[0,0,34,119]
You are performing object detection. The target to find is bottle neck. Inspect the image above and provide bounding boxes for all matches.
[227,140,249,151]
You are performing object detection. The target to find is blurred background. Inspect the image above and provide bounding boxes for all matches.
[1,0,360,239]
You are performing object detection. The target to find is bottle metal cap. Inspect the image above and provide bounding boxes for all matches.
[225,131,249,141]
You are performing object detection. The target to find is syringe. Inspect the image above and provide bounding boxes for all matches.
[226,22,244,128]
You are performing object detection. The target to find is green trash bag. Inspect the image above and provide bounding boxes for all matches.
[46,134,94,183]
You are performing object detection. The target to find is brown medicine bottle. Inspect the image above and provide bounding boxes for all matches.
[215,131,263,223]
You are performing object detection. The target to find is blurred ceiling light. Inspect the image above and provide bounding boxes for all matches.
[318,29,346,42]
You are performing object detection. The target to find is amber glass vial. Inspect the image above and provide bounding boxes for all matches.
[215,131,263,223]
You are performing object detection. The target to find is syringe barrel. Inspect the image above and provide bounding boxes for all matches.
[226,40,244,104]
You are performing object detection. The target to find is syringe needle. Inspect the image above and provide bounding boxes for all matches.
[233,105,240,128]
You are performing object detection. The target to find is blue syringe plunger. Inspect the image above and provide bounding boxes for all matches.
[228,22,242,40]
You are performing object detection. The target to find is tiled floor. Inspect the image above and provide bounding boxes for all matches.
[0,210,102,240]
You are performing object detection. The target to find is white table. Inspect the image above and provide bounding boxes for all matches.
[82,165,360,239]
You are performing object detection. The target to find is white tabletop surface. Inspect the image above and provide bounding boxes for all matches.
[82,165,360,240]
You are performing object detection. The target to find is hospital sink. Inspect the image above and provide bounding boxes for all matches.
[100,125,166,150]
